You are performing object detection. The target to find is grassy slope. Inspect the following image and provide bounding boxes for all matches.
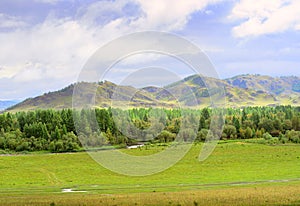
[0,142,299,205]
[1,184,300,206]
[7,75,300,112]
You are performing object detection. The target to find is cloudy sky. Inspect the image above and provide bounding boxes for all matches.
[0,0,300,100]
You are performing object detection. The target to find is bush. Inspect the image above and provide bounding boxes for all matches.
[285,130,300,143]
[268,137,279,145]
[7,138,18,151]
[16,141,29,151]
[196,129,208,142]
[178,129,196,142]
[156,130,176,143]
[263,132,272,140]
[280,137,289,144]
[65,141,80,151]
[55,141,64,152]
[0,137,5,149]
[49,141,56,152]
[222,125,237,140]
[290,135,300,143]
[245,127,253,139]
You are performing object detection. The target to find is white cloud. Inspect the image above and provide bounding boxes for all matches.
[0,18,97,79]
[0,64,24,79]
[77,0,136,27]
[0,13,28,29]
[0,0,224,99]
[131,0,225,31]
[229,0,300,38]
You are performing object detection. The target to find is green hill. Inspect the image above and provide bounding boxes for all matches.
[7,74,300,111]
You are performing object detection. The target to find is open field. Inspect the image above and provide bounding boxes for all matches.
[1,183,300,206]
[0,142,299,205]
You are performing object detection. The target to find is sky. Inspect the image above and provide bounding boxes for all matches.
[0,0,300,100]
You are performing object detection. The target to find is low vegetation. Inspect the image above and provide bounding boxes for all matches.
[1,184,300,206]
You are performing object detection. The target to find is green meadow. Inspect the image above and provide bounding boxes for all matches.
[0,141,300,205]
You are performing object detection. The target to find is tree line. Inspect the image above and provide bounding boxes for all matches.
[0,105,300,152]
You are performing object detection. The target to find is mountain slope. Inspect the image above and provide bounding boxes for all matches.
[163,74,285,107]
[225,74,300,106]
[7,74,300,111]
[8,81,176,111]
[226,74,300,95]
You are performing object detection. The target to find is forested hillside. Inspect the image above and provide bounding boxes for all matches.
[1,106,300,153]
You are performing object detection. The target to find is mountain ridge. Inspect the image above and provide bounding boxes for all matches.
[7,74,300,111]
[0,100,20,111]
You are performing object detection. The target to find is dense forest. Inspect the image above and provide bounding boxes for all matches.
[0,105,300,153]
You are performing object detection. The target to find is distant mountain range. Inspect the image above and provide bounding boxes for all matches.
[0,100,20,111]
[7,74,300,111]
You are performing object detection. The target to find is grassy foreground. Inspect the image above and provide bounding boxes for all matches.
[0,142,299,205]
[1,183,300,206]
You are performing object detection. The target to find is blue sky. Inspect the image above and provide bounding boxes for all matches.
[0,0,300,100]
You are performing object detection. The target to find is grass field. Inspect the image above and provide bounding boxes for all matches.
[0,142,299,205]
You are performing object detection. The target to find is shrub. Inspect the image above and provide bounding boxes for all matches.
[285,130,300,143]
[263,132,272,140]
[0,137,5,149]
[16,141,29,152]
[196,129,208,142]
[55,141,64,152]
[49,141,56,152]
[156,130,176,143]
[280,137,289,144]
[222,125,237,140]
[178,129,196,142]
[268,137,279,145]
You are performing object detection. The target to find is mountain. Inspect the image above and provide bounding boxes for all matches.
[7,74,300,111]
[225,74,300,94]
[161,74,299,108]
[0,100,19,111]
[8,81,176,111]
[225,74,300,106]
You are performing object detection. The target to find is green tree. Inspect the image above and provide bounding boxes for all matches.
[222,125,237,139]
[197,129,209,142]
[157,130,176,143]
[282,119,292,131]
[245,127,253,139]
